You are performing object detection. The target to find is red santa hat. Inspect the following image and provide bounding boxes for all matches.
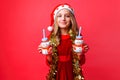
[47,3,74,32]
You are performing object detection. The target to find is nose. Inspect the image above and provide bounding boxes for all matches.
[61,15,65,20]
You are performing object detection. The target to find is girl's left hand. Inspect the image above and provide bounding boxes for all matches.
[83,43,89,53]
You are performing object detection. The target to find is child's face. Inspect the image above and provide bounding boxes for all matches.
[56,9,71,29]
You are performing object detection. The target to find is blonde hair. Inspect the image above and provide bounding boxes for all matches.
[50,10,79,46]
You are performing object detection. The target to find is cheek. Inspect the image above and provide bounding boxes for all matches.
[67,19,71,25]
[56,18,60,24]
[68,20,71,24]
[67,18,71,23]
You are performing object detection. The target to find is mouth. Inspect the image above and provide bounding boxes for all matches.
[60,22,67,24]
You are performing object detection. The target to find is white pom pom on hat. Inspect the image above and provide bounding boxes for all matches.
[47,26,53,32]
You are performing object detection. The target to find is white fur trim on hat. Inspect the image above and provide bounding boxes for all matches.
[54,5,74,19]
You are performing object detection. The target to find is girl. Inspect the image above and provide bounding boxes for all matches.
[38,3,89,80]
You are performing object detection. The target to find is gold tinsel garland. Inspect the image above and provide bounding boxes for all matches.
[72,52,84,80]
[46,31,84,80]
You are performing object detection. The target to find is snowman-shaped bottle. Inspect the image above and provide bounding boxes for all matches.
[40,29,50,55]
[73,27,84,53]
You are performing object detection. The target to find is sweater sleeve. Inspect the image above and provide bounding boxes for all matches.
[46,34,52,66]
[46,54,52,66]
[79,54,86,66]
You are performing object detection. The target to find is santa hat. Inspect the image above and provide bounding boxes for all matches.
[47,3,74,32]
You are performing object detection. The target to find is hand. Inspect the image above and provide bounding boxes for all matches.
[72,44,82,53]
[83,43,89,53]
[38,43,52,54]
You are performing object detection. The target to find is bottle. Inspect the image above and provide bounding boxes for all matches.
[73,35,83,53]
[73,27,84,53]
[40,29,50,55]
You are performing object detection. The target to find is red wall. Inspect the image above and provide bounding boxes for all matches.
[1,0,120,80]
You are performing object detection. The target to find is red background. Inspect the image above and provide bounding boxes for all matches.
[1,0,120,80]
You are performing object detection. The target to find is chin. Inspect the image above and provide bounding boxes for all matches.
[59,25,69,29]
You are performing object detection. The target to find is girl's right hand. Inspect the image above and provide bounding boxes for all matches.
[38,43,52,55]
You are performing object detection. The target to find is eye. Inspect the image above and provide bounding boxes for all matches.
[65,15,70,18]
[57,14,62,17]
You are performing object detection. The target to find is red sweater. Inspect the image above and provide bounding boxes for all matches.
[56,35,73,80]
[46,35,86,80]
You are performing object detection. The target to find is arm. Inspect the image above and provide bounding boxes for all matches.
[77,43,89,65]
[46,54,52,66]
[38,42,53,66]
[46,47,52,66]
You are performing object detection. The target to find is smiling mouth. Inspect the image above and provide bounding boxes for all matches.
[60,22,66,24]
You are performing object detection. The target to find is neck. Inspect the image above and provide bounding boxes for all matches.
[60,28,68,35]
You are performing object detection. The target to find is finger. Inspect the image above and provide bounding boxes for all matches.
[84,48,89,52]
[48,47,52,53]
[38,47,42,50]
[84,45,89,50]
[84,45,88,48]
[38,49,42,53]
[49,47,52,50]
[38,44,42,48]
[38,43,42,47]
[85,46,89,49]
[72,45,75,48]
